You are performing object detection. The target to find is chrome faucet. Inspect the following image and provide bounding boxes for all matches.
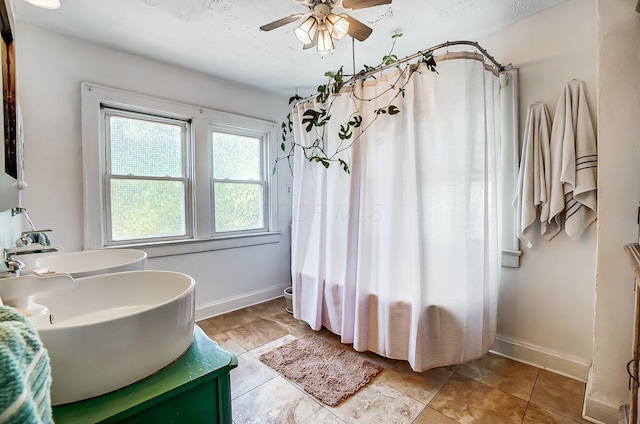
[15,230,54,247]
[4,245,62,261]
[11,207,37,231]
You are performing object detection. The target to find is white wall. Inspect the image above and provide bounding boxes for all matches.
[14,3,640,421]
[586,1,640,422]
[14,23,293,316]
[478,0,597,380]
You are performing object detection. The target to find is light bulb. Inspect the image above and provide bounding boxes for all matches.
[294,17,318,45]
[325,13,349,40]
[316,28,335,56]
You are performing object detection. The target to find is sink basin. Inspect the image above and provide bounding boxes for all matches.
[35,249,147,278]
[32,270,195,405]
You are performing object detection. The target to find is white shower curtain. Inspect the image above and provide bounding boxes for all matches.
[291,53,501,372]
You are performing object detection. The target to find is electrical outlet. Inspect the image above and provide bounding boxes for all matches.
[286,185,292,195]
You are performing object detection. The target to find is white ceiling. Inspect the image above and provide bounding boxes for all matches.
[10,0,567,97]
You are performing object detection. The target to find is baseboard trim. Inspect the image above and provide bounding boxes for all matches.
[582,366,624,424]
[491,335,591,381]
[583,393,620,424]
[195,283,289,321]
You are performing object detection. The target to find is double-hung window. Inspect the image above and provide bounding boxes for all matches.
[81,82,280,256]
[104,109,190,244]
[211,127,266,234]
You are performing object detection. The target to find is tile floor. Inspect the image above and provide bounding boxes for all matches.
[196,298,591,424]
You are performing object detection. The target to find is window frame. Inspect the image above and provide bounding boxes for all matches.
[103,107,193,245]
[210,123,269,236]
[81,82,281,258]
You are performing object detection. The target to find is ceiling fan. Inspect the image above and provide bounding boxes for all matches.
[260,0,392,55]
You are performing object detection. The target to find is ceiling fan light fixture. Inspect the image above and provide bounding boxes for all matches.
[316,25,335,55]
[325,13,349,40]
[23,0,60,9]
[294,16,318,45]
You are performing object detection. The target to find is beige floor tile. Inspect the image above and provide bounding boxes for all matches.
[277,318,317,337]
[302,408,346,423]
[457,352,540,401]
[430,372,527,424]
[226,317,290,350]
[275,314,318,337]
[206,308,262,332]
[523,403,584,423]
[359,350,457,375]
[195,319,218,334]
[413,407,459,424]
[213,301,593,424]
[530,370,589,423]
[230,352,277,399]
[257,306,315,336]
[197,321,247,355]
[232,376,322,424]
[249,334,297,358]
[326,381,425,424]
[376,366,453,404]
[248,297,288,318]
[247,297,316,337]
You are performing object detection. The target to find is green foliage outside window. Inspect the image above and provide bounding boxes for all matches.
[110,179,186,240]
[213,132,261,180]
[108,115,187,241]
[106,115,267,242]
[214,183,263,232]
[212,132,265,233]
[110,116,183,177]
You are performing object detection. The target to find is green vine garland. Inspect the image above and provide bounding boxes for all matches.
[274,34,438,175]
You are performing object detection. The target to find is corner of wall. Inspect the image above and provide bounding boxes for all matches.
[195,282,289,320]
[583,365,625,424]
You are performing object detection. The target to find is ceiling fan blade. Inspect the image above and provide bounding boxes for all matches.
[260,13,305,32]
[341,0,391,10]
[344,15,373,41]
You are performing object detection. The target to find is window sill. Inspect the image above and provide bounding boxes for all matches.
[109,232,282,259]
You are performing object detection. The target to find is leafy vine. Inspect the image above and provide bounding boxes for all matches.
[274,34,439,175]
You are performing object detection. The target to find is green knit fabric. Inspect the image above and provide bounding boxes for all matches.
[0,306,53,424]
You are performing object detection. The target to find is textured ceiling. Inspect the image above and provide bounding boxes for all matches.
[10,0,568,96]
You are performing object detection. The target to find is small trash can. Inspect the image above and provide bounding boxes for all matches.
[284,287,293,314]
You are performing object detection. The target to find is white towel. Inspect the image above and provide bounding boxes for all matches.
[514,103,552,248]
[547,80,597,240]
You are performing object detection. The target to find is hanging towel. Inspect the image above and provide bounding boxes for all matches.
[22,233,51,247]
[0,306,53,424]
[514,103,552,248]
[547,80,597,240]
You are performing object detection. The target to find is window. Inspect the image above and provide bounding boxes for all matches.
[211,128,266,234]
[105,109,190,243]
[81,83,280,256]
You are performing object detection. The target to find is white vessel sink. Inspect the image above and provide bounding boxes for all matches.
[32,270,195,405]
[35,249,147,278]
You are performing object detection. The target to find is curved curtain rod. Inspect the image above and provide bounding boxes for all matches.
[352,40,505,83]
[293,40,507,106]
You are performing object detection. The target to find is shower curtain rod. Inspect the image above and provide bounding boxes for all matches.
[293,40,506,106]
[352,40,505,82]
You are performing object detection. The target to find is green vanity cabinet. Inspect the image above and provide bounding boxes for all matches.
[52,326,237,424]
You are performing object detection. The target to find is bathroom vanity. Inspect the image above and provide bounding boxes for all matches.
[52,326,237,424]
